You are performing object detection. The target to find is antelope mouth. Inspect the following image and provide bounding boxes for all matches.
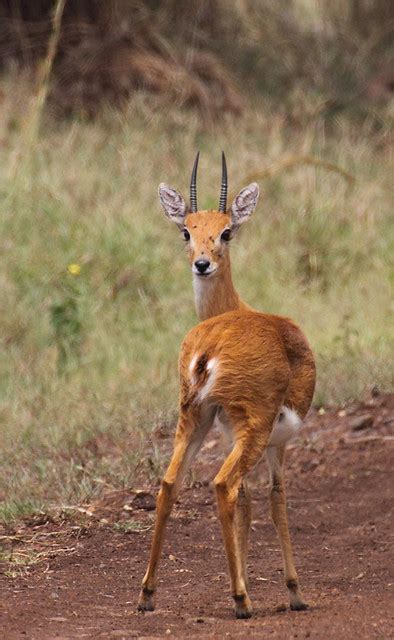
[193,269,217,279]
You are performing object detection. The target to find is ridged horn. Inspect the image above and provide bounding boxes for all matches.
[218,151,228,213]
[190,151,200,212]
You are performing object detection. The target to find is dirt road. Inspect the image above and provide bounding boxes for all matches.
[1,395,393,639]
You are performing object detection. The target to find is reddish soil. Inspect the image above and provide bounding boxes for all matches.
[1,395,393,639]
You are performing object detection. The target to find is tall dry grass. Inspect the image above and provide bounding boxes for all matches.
[0,72,392,520]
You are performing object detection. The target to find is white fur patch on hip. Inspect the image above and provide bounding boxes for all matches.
[188,353,199,385]
[197,357,218,403]
[188,353,219,404]
[268,406,302,447]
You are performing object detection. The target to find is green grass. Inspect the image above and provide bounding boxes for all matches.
[0,83,393,520]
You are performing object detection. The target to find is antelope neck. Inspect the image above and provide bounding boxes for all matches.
[193,258,245,321]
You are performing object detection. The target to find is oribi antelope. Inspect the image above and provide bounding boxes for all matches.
[138,153,316,618]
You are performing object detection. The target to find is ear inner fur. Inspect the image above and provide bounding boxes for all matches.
[231,182,260,228]
[158,183,186,228]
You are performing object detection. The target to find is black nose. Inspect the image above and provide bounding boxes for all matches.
[194,259,210,274]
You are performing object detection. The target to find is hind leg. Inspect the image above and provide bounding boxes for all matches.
[216,409,252,590]
[235,480,252,589]
[214,410,274,619]
[266,445,308,610]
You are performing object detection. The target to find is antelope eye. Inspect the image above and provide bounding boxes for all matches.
[182,228,190,241]
[220,228,231,242]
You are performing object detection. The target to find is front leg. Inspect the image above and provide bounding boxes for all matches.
[138,477,177,611]
[138,408,212,611]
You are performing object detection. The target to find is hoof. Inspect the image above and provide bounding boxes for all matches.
[235,607,253,619]
[137,588,155,612]
[290,601,309,611]
[234,594,253,619]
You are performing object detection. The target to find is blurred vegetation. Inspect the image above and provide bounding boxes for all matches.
[0,1,393,520]
[0,1,393,119]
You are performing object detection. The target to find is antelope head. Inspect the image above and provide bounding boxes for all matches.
[158,152,260,279]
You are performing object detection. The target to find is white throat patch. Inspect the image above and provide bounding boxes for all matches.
[193,274,217,318]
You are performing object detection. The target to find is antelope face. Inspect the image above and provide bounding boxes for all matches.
[158,152,260,279]
[183,210,232,278]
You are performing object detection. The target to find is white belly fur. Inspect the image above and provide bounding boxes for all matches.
[268,406,302,447]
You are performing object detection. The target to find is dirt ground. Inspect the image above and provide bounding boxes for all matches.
[1,394,393,639]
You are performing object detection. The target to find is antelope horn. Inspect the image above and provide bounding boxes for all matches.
[190,151,200,212]
[218,151,228,213]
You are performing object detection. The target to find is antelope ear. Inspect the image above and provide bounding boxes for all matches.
[158,183,187,229]
[230,183,260,229]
